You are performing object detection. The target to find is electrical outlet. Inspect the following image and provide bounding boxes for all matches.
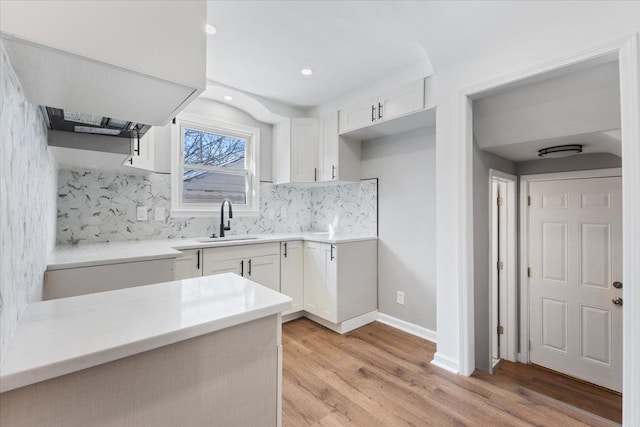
[136,206,148,221]
[396,291,405,305]
[268,209,275,220]
[154,207,165,221]
[280,207,287,218]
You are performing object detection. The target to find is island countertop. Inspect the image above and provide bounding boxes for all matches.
[0,273,292,393]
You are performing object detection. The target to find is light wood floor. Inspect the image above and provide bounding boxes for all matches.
[282,318,617,426]
[493,360,622,424]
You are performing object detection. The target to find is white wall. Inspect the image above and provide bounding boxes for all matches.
[361,127,437,331]
[0,41,58,362]
[432,7,640,375]
[181,98,273,182]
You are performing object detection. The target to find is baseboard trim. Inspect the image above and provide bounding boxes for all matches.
[282,311,305,323]
[304,311,378,334]
[431,352,460,374]
[376,313,437,344]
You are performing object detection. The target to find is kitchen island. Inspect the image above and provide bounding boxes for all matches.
[0,273,291,427]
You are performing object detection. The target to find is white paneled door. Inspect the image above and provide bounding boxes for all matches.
[529,177,622,392]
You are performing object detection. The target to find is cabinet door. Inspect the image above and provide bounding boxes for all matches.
[290,118,319,183]
[281,241,304,315]
[379,79,425,122]
[303,242,337,322]
[127,127,156,172]
[338,97,378,134]
[174,249,203,280]
[318,113,339,182]
[203,257,244,277]
[246,254,280,291]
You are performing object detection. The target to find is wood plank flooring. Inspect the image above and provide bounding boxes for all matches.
[282,318,618,426]
[492,360,622,424]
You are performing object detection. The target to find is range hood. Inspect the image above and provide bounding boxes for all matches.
[42,107,151,139]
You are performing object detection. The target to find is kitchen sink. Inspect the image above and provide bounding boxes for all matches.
[195,236,260,243]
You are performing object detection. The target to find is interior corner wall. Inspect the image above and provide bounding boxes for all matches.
[472,140,516,373]
[181,98,273,182]
[0,40,58,362]
[360,126,437,332]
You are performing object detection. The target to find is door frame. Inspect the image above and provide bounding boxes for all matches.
[518,168,622,364]
[457,34,639,425]
[489,169,518,365]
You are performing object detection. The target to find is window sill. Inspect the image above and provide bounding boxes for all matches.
[170,208,259,218]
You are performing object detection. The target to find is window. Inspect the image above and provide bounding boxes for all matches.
[171,113,260,216]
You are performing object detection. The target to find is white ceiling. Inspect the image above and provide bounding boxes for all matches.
[206,1,429,109]
[473,60,621,162]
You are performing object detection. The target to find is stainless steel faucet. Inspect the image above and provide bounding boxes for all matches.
[219,199,233,238]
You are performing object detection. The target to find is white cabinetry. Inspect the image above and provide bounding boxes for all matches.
[303,240,377,324]
[0,2,205,126]
[174,249,203,280]
[273,118,319,184]
[44,259,175,300]
[280,241,304,315]
[125,124,172,174]
[318,113,361,182]
[338,79,427,135]
[203,243,281,291]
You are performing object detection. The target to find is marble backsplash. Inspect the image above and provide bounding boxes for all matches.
[56,170,377,245]
[0,41,58,361]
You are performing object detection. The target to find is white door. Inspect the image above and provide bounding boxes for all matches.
[174,248,203,280]
[379,79,424,122]
[318,113,339,182]
[290,118,318,183]
[202,257,244,277]
[246,254,280,292]
[338,96,378,133]
[303,242,337,322]
[529,177,622,391]
[280,241,304,315]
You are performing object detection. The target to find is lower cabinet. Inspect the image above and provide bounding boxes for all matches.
[303,240,377,324]
[174,248,203,279]
[280,241,304,315]
[203,243,281,291]
[44,258,175,300]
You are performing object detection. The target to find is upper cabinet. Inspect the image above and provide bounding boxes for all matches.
[337,77,436,140]
[0,1,206,126]
[273,118,319,184]
[318,113,361,183]
[125,124,172,174]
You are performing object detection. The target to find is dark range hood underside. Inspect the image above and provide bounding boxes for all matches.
[42,106,151,139]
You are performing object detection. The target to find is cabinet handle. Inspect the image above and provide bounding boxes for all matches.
[378,102,383,120]
[314,167,317,182]
[248,259,252,276]
[196,250,200,270]
[134,134,140,155]
[284,242,288,258]
[240,259,244,276]
[332,165,336,180]
[371,105,376,122]
[330,245,335,261]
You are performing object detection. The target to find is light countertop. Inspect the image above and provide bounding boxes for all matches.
[0,273,292,393]
[48,233,378,270]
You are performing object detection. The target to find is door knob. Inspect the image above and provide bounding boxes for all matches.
[612,297,623,306]
[613,281,623,289]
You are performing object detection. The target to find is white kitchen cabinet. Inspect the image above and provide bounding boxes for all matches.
[303,240,377,324]
[338,79,426,134]
[203,243,281,291]
[273,118,319,184]
[280,241,304,315]
[125,124,172,174]
[318,113,361,182]
[44,259,175,300]
[0,2,205,126]
[174,249,203,280]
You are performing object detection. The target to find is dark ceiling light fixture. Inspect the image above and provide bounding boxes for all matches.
[538,144,583,159]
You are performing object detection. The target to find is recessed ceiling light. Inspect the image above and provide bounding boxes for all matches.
[223,95,233,101]
[538,144,583,158]
[205,24,217,35]
[300,68,314,76]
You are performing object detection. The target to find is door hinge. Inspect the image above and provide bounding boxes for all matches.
[497,261,504,270]
[527,196,531,206]
[497,325,504,335]
[497,197,504,206]
[527,267,531,278]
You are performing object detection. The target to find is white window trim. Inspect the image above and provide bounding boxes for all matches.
[170,112,260,217]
